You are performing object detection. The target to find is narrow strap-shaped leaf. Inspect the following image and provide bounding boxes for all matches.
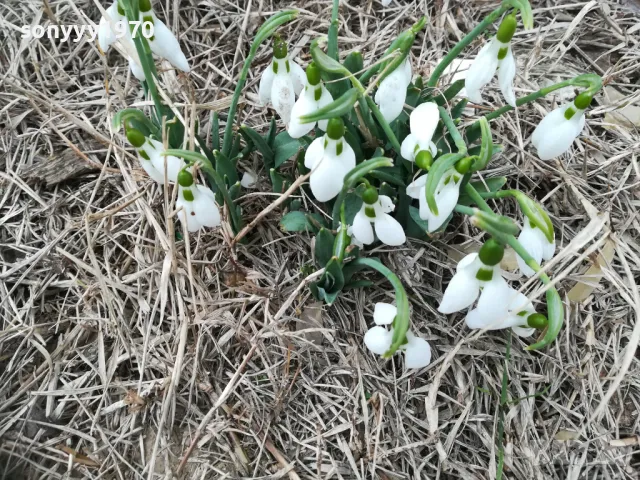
[299,88,360,124]
[240,125,274,167]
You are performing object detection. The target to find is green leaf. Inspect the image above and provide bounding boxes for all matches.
[269,168,290,194]
[409,206,429,232]
[457,177,507,206]
[471,117,493,171]
[273,131,303,168]
[528,288,563,350]
[343,51,363,75]
[214,150,238,185]
[314,257,346,305]
[425,153,465,215]
[211,112,220,151]
[112,108,159,136]
[240,125,274,167]
[343,193,363,224]
[451,99,469,120]
[254,10,299,46]
[266,117,277,148]
[429,79,465,105]
[280,211,325,233]
[315,228,335,267]
[299,88,359,124]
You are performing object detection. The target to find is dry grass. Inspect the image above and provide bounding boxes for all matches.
[1,0,640,478]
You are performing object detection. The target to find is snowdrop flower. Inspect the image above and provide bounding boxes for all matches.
[363,303,431,368]
[406,153,470,232]
[465,14,517,107]
[438,239,507,314]
[125,127,184,184]
[259,36,306,125]
[351,188,406,246]
[375,57,412,123]
[175,169,221,232]
[516,217,556,277]
[531,93,591,160]
[98,0,190,78]
[288,63,334,138]
[465,282,547,337]
[304,118,356,202]
[400,102,439,163]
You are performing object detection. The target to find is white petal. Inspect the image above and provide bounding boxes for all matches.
[176,190,201,232]
[352,210,375,245]
[98,3,120,52]
[288,91,316,138]
[259,63,276,105]
[516,222,543,277]
[339,140,357,172]
[512,325,536,337]
[465,38,501,104]
[310,155,345,202]
[531,104,568,149]
[138,155,165,183]
[498,47,517,107]
[290,60,306,95]
[410,102,440,144]
[542,238,556,261]
[438,270,480,314]
[427,181,460,232]
[240,171,257,188]
[304,137,325,169]
[316,86,334,131]
[406,175,428,199]
[364,326,393,355]
[457,253,479,271]
[507,290,535,317]
[401,134,420,162]
[374,303,397,325]
[404,336,431,369]
[375,64,410,123]
[128,56,146,81]
[402,57,412,82]
[466,277,511,328]
[146,14,190,72]
[378,195,395,213]
[374,213,406,246]
[271,75,295,125]
[192,185,221,228]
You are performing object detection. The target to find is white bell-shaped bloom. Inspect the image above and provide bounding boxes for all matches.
[136,137,185,184]
[363,303,432,368]
[99,3,145,80]
[351,194,406,246]
[406,170,462,232]
[375,57,412,123]
[304,119,355,202]
[259,39,306,126]
[438,252,505,314]
[465,35,517,107]
[516,217,556,277]
[466,283,537,337]
[175,174,221,232]
[98,2,123,53]
[141,9,190,73]
[531,101,587,160]
[288,64,334,138]
[400,102,439,162]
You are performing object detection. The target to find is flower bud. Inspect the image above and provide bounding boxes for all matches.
[454,157,474,174]
[478,238,504,266]
[273,35,288,60]
[527,313,548,329]
[415,150,433,171]
[362,186,379,205]
[125,127,145,148]
[177,169,194,187]
[306,62,321,86]
[574,92,593,110]
[496,14,517,43]
[326,117,345,140]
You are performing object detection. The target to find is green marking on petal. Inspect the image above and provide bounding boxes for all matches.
[314,86,322,102]
[272,61,279,74]
[475,268,494,282]
[564,107,576,120]
[138,149,150,160]
[336,141,343,156]
[365,206,376,218]
[497,47,508,60]
[286,60,290,73]
[182,190,195,202]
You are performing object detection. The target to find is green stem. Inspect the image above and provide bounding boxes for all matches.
[365,96,402,155]
[351,258,409,356]
[427,5,509,88]
[453,204,476,217]
[495,329,511,480]
[438,106,467,154]
[464,183,493,213]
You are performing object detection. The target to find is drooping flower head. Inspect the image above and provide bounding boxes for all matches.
[304,118,356,202]
[350,187,406,246]
[375,57,412,123]
[288,63,334,138]
[259,36,306,125]
[175,169,221,232]
[363,303,431,369]
[125,125,184,184]
[516,217,556,277]
[401,102,439,163]
[465,14,518,107]
[531,93,591,160]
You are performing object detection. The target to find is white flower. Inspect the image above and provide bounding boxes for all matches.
[516,217,556,277]
[465,35,517,107]
[130,133,185,184]
[351,194,406,246]
[406,171,462,233]
[465,283,537,337]
[531,101,586,160]
[438,252,505,314]
[240,171,257,188]
[175,174,221,232]
[400,102,439,162]
[259,39,305,125]
[363,303,432,368]
[98,2,123,53]
[304,119,355,202]
[375,57,412,123]
[288,64,334,138]
[141,9,190,73]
